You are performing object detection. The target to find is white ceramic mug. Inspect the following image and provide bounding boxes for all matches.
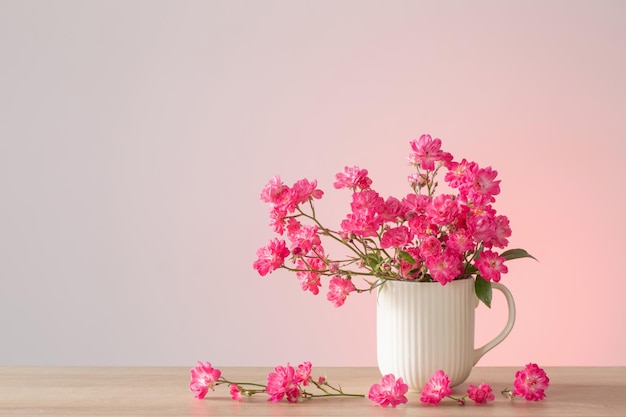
[376,278,515,391]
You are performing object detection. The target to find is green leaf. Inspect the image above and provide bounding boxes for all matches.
[406,267,421,277]
[365,253,383,271]
[500,248,538,262]
[475,276,492,308]
[463,263,478,275]
[397,250,416,264]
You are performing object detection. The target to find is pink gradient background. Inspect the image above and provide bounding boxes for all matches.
[1,1,625,367]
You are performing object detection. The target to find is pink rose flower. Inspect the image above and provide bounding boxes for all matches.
[467,383,495,404]
[408,134,452,171]
[266,363,301,403]
[489,214,512,249]
[326,276,355,307]
[260,176,289,204]
[472,166,500,200]
[290,178,323,206]
[368,374,408,407]
[467,209,497,244]
[445,158,476,189]
[426,194,459,226]
[253,238,290,276]
[407,215,438,240]
[381,196,407,222]
[446,230,475,253]
[425,249,463,285]
[334,166,373,190]
[474,250,508,282]
[513,363,550,401]
[402,193,431,215]
[420,370,453,405]
[230,384,243,401]
[261,177,323,225]
[349,189,385,214]
[189,361,222,399]
[340,190,385,238]
[295,258,323,295]
[268,208,287,235]
[380,226,412,249]
[286,219,321,255]
[419,235,442,259]
[295,361,312,386]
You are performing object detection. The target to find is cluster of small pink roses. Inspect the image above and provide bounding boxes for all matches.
[190,361,549,407]
[416,363,550,407]
[189,361,364,402]
[253,134,533,308]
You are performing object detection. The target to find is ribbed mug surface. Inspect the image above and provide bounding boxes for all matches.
[376,278,477,391]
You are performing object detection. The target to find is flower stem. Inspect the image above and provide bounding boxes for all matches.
[305,379,365,399]
[218,377,266,389]
[446,394,468,405]
[501,388,515,400]
[304,392,365,399]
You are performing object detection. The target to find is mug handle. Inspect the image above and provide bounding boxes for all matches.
[473,282,516,365]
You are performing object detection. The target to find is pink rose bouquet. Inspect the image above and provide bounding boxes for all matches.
[254,135,535,307]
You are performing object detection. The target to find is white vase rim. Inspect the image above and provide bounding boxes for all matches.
[380,277,473,285]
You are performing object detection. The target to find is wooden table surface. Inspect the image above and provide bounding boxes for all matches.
[1,366,625,416]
